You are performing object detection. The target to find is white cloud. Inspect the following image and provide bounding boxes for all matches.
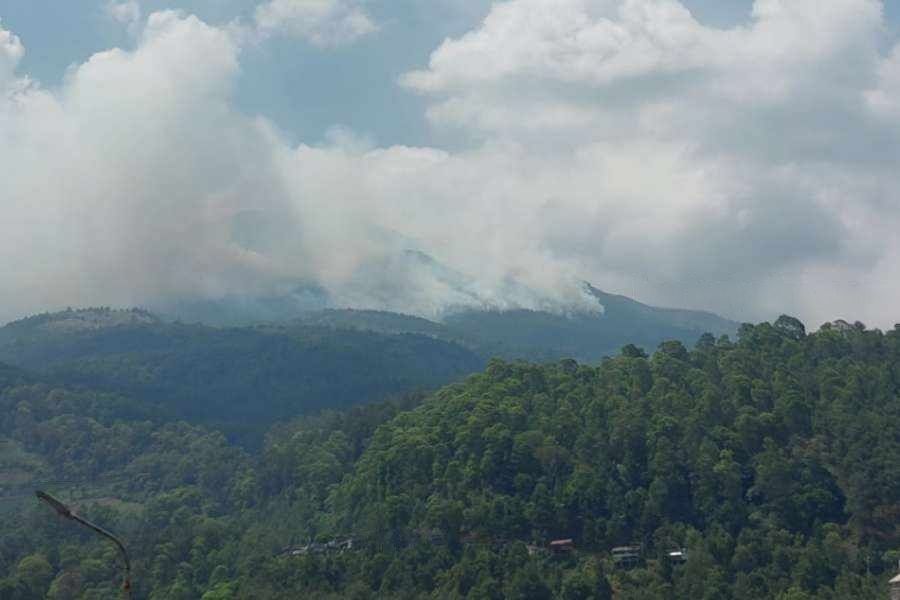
[402,0,712,92]
[253,0,377,47]
[105,1,142,34]
[0,20,25,85]
[1,2,900,328]
[402,0,882,131]
[395,0,900,326]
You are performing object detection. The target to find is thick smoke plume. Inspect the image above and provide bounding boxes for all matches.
[2,1,900,327]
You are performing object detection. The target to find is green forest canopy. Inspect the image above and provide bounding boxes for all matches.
[0,309,485,445]
[2,317,900,598]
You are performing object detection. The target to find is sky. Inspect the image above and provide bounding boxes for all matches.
[1,0,899,327]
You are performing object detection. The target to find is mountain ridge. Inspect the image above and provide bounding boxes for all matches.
[1,285,739,365]
[0,288,739,444]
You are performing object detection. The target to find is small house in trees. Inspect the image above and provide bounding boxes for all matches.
[890,571,900,600]
[667,549,687,564]
[549,539,574,554]
[327,537,355,552]
[611,545,642,568]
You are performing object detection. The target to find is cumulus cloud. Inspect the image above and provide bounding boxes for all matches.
[253,0,377,47]
[1,1,900,327]
[402,0,882,132]
[398,0,900,326]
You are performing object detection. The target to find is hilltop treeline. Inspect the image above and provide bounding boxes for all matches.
[0,313,483,445]
[2,317,900,598]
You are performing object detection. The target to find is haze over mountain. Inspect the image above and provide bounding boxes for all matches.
[251,282,739,362]
[4,1,900,327]
[0,284,736,442]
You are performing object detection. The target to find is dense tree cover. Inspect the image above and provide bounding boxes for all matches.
[0,371,418,598]
[0,381,255,598]
[2,317,900,598]
[0,309,483,444]
[0,294,738,447]
[0,298,737,445]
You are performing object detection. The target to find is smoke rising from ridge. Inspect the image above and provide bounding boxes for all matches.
[2,1,900,327]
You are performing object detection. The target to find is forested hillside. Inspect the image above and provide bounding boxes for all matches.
[155,279,738,363]
[172,286,738,363]
[0,297,737,441]
[441,285,737,362]
[2,317,900,598]
[0,308,483,443]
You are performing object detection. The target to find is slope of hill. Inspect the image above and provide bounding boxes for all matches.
[3,318,898,598]
[141,249,741,362]
[0,309,484,442]
[293,309,452,337]
[0,361,30,389]
[442,284,738,362]
[235,318,900,598]
[187,284,740,363]
[0,287,738,444]
[583,284,737,334]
